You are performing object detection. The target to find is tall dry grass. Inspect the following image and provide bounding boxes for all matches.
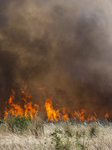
[0,116,112,149]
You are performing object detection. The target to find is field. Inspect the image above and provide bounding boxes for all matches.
[0,114,112,150]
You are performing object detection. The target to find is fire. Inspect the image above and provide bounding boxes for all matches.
[45,98,60,121]
[105,113,109,118]
[4,85,39,120]
[3,85,110,122]
[44,99,99,122]
[62,107,69,120]
[44,99,70,121]
[87,115,98,122]
[73,109,86,121]
[4,89,24,119]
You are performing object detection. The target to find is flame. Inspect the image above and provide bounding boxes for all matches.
[4,89,24,119]
[3,84,110,122]
[105,113,109,118]
[44,98,70,121]
[73,109,86,121]
[62,107,69,120]
[87,115,98,122]
[45,98,60,121]
[4,85,39,120]
[44,99,99,122]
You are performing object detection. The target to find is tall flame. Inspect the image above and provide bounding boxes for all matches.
[45,98,60,121]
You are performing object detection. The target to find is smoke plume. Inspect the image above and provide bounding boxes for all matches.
[0,0,112,116]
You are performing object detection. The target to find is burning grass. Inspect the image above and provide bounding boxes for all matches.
[2,85,109,123]
[0,85,111,149]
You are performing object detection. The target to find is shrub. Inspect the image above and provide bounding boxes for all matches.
[51,129,70,150]
[75,130,88,150]
[14,114,31,134]
[5,113,31,134]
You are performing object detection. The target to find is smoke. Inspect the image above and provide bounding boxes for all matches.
[0,0,112,116]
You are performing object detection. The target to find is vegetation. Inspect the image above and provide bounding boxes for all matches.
[0,114,112,149]
[4,113,31,134]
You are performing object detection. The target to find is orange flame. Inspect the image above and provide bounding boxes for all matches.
[105,113,109,118]
[3,85,110,122]
[87,115,98,122]
[62,107,69,120]
[4,89,24,119]
[4,85,39,120]
[73,109,86,121]
[45,98,60,121]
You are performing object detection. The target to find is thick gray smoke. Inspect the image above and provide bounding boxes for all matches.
[0,0,112,116]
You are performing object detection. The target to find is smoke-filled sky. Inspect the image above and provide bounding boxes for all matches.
[0,0,112,116]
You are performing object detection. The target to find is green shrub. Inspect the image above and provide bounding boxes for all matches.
[14,114,31,134]
[51,129,70,150]
[75,130,88,150]
[5,113,31,133]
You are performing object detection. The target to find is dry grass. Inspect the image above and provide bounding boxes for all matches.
[0,121,112,150]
